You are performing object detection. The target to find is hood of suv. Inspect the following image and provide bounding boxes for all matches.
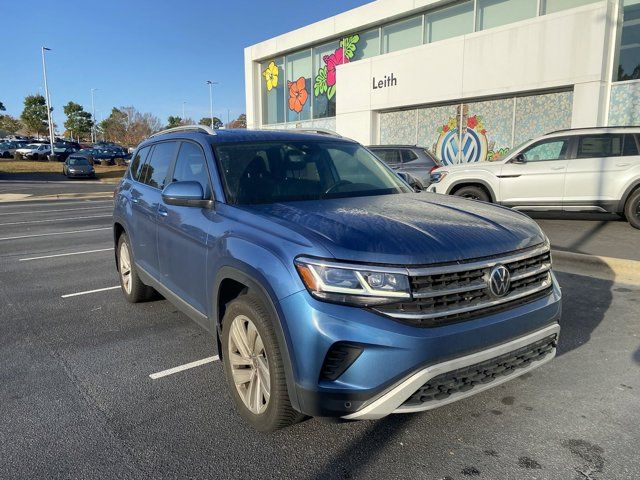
[249,193,545,264]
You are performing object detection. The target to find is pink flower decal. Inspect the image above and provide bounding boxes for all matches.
[323,47,349,87]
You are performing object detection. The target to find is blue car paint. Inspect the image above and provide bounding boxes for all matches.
[113,129,561,418]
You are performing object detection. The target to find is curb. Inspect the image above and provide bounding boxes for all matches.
[551,249,640,285]
[0,192,113,203]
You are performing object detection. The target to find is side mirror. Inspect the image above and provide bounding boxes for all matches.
[162,181,212,208]
[397,171,425,192]
[511,154,527,164]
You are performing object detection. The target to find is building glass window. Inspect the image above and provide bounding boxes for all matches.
[541,0,599,15]
[476,0,537,31]
[382,16,423,53]
[617,0,640,81]
[260,57,285,125]
[286,49,312,122]
[425,1,474,43]
[351,28,380,61]
[313,41,340,119]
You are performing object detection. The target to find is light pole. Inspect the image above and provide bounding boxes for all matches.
[182,101,186,121]
[206,80,218,129]
[41,47,55,158]
[91,88,97,143]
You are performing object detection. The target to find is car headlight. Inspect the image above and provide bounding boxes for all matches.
[430,170,448,183]
[294,257,410,306]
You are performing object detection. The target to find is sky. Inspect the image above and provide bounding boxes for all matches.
[0,0,370,129]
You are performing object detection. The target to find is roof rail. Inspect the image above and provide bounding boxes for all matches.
[149,125,217,138]
[292,128,342,137]
[547,125,640,135]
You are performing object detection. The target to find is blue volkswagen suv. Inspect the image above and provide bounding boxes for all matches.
[113,126,561,432]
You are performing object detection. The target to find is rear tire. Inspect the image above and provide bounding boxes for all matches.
[117,233,154,302]
[453,185,491,202]
[624,189,640,229]
[221,292,303,432]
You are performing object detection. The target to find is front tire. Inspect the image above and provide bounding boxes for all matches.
[453,185,491,202]
[221,293,303,432]
[624,189,640,229]
[117,233,154,302]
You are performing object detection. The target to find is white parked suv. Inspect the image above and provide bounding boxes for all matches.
[428,127,640,229]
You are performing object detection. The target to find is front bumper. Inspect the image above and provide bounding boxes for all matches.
[278,274,561,418]
[343,323,559,419]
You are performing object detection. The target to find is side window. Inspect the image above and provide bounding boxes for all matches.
[374,149,401,165]
[129,146,150,181]
[401,149,418,163]
[577,134,624,158]
[140,141,178,189]
[521,139,569,162]
[171,142,212,199]
[623,134,639,156]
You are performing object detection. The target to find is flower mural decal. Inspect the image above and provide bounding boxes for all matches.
[314,35,359,101]
[288,77,308,113]
[262,61,279,91]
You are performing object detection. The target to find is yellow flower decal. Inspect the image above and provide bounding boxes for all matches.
[447,118,457,130]
[262,61,279,91]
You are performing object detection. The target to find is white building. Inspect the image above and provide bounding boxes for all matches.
[244,0,640,165]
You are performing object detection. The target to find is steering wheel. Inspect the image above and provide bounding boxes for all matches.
[323,180,353,197]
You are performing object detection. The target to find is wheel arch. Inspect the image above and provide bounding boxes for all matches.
[617,179,640,213]
[213,265,301,412]
[447,179,497,202]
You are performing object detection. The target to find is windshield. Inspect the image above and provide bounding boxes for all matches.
[68,157,90,166]
[214,141,411,205]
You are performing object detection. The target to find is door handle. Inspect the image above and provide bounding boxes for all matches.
[550,166,565,171]
[131,197,139,204]
[158,206,168,217]
[616,163,630,167]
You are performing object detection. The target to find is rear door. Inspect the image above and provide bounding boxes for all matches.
[131,141,178,278]
[563,133,638,209]
[157,140,213,315]
[498,137,571,207]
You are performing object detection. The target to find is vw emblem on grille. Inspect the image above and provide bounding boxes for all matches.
[489,265,511,297]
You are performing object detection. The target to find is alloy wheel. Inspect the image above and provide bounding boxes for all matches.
[228,315,270,414]
[119,242,132,294]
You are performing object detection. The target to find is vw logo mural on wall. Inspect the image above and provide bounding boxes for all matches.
[435,105,489,166]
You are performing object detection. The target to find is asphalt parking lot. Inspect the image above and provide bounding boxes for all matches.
[1,186,639,479]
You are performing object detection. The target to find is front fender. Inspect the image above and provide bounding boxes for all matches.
[211,257,303,412]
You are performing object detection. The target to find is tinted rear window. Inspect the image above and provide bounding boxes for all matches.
[577,134,623,158]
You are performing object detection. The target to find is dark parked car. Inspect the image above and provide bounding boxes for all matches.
[73,148,122,165]
[113,126,561,432]
[368,145,441,184]
[63,156,96,178]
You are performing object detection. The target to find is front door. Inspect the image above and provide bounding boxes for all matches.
[157,140,213,315]
[132,141,178,277]
[498,137,572,208]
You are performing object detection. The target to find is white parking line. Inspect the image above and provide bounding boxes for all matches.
[0,214,112,226]
[0,205,112,216]
[149,356,220,379]
[0,227,110,241]
[19,247,114,262]
[61,285,120,298]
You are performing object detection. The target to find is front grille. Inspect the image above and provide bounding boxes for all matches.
[402,334,557,407]
[374,244,553,327]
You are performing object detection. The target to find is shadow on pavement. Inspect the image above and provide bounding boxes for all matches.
[554,269,613,357]
[308,415,415,480]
